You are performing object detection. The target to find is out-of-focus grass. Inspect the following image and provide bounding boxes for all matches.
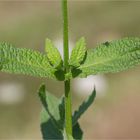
[0,1,140,139]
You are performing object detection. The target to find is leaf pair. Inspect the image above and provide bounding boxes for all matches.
[38,84,96,140]
[1,37,140,80]
[38,84,82,140]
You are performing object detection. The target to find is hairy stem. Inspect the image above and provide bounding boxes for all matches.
[62,0,72,138]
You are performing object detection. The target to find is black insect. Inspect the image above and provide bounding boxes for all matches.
[103,41,110,46]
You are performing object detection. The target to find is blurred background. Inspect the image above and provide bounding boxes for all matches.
[0,1,140,139]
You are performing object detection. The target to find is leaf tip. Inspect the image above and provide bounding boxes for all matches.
[38,83,46,99]
[78,37,86,46]
[93,85,96,91]
[92,85,96,98]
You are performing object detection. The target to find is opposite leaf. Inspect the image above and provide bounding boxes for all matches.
[38,84,63,140]
[69,37,86,67]
[78,37,140,77]
[41,108,63,140]
[45,38,62,69]
[72,88,96,126]
[0,42,56,79]
[38,84,62,130]
[38,84,83,140]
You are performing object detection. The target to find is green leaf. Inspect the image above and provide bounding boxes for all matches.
[69,37,86,67]
[45,38,63,69]
[38,84,63,129]
[41,108,63,140]
[38,84,83,140]
[0,42,57,79]
[77,37,140,77]
[38,84,64,139]
[0,64,2,70]
[72,88,96,125]
[73,123,83,140]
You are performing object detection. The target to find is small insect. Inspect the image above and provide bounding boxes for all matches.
[103,41,110,46]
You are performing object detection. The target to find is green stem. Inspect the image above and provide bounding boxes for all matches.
[62,0,72,138]
[64,80,72,137]
[62,0,69,68]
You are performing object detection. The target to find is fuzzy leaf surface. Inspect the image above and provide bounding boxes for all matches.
[69,37,86,67]
[45,38,62,68]
[77,38,140,77]
[0,43,57,79]
[72,88,96,125]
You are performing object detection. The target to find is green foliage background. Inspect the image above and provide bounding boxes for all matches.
[0,1,140,139]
